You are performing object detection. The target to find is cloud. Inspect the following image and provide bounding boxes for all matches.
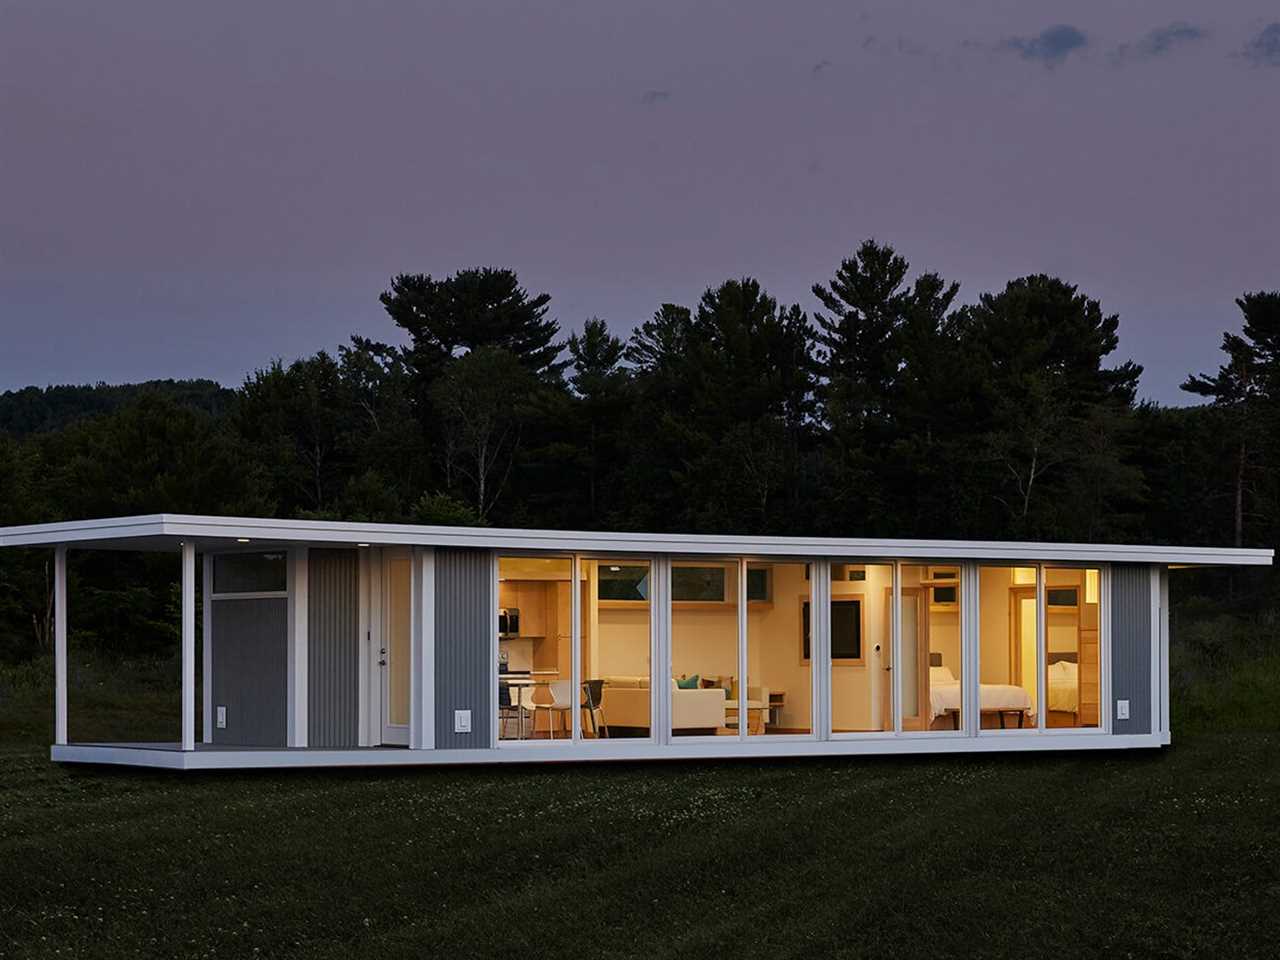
[639,90,670,106]
[1113,21,1207,63]
[1004,24,1087,66]
[1241,22,1280,66]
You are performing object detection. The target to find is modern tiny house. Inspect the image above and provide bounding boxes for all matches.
[1,514,1271,770]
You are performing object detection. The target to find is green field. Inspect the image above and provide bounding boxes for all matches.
[2,633,1279,959]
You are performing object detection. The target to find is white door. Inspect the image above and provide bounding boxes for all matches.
[381,549,412,745]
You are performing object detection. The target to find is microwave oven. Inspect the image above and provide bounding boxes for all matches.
[498,608,520,637]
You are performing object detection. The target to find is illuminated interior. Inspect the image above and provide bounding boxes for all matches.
[900,564,964,731]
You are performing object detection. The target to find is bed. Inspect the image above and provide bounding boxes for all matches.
[928,664,1033,729]
[1047,653,1079,720]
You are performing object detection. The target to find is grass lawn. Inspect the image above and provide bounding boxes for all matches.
[2,653,1279,958]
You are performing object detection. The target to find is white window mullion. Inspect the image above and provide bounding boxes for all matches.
[571,554,582,742]
[814,559,830,741]
[891,560,902,734]
[737,558,748,741]
[656,555,670,745]
[1036,564,1047,731]
[965,561,979,738]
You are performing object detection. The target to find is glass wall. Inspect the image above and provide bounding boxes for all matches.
[490,552,1105,746]
[581,559,653,738]
[828,563,893,733]
[1044,567,1101,728]
[900,564,964,731]
[978,566,1039,731]
[497,556,573,741]
[670,561,738,736]
[746,562,812,735]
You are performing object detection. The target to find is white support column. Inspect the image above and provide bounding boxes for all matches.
[54,545,68,746]
[286,547,309,748]
[1159,567,1170,738]
[1149,565,1162,738]
[181,541,196,752]
[201,554,213,744]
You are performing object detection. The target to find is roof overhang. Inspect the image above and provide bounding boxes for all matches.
[0,514,1272,567]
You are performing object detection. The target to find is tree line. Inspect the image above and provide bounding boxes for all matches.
[1,239,1276,659]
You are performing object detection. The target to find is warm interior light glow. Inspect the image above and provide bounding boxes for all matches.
[236,538,251,543]
[1086,569,1099,604]
[357,543,370,547]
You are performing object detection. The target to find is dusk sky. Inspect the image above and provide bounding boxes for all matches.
[2,1,1278,403]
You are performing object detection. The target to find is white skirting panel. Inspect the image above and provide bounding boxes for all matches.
[52,731,1168,771]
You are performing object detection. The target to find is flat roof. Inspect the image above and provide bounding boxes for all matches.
[0,514,1271,567]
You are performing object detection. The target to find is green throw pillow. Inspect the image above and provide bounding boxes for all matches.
[676,675,700,689]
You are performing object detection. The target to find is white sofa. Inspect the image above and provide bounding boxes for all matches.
[597,676,727,732]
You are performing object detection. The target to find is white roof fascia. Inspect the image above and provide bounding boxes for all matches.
[0,513,1273,567]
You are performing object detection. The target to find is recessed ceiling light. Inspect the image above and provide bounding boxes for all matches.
[357,543,370,547]
[236,538,251,543]
[609,565,621,572]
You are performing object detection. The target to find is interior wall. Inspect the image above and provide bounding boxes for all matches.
[595,607,651,678]
[750,562,812,729]
[979,567,1014,683]
[672,606,738,681]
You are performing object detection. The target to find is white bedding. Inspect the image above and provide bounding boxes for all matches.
[928,666,1032,721]
[1048,660,1079,713]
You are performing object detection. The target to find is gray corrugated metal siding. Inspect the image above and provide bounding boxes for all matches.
[211,597,287,746]
[434,548,493,748]
[1110,564,1152,735]
[308,548,359,748]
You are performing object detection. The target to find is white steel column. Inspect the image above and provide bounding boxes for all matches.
[286,547,309,748]
[54,545,68,746]
[1159,567,1170,738]
[201,554,213,744]
[181,541,196,752]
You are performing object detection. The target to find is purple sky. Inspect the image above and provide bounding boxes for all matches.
[3,1,1278,403]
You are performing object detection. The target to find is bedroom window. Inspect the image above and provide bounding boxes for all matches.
[977,566,1039,732]
[900,564,965,732]
[829,563,892,733]
[1044,568,1101,728]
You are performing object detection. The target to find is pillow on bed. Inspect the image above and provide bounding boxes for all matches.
[1050,660,1078,681]
[930,665,956,684]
